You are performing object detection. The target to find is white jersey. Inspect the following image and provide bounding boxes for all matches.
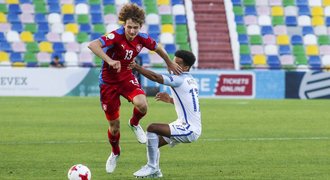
[162,72,202,136]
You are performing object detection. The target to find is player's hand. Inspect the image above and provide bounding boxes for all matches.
[155,92,172,103]
[108,60,121,72]
[128,61,137,70]
[168,62,182,75]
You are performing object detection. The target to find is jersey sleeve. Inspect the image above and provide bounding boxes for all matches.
[98,32,117,48]
[139,33,158,51]
[161,74,184,87]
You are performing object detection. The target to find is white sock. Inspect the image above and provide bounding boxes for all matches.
[156,149,160,169]
[146,132,159,168]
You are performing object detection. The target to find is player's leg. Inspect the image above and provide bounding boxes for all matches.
[122,77,148,143]
[133,124,169,178]
[100,84,121,173]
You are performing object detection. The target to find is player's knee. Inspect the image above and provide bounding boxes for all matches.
[146,123,157,132]
[135,103,148,114]
[109,121,120,134]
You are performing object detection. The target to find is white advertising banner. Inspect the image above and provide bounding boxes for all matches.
[0,68,90,96]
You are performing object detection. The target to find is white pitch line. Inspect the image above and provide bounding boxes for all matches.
[0,137,329,145]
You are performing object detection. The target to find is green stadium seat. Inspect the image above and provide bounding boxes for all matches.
[236,25,247,34]
[24,52,38,67]
[272,16,284,26]
[34,3,48,14]
[77,15,90,24]
[293,45,305,56]
[240,45,250,54]
[103,5,116,15]
[26,42,40,53]
[283,0,295,6]
[93,24,106,34]
[243,0,255,6]
[249,35,263,45]
[76,32,89,43]
[0,4,8,13]
[161,15,173,24]
[318,35,330,45]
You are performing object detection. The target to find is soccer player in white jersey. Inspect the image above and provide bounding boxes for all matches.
[129,50,201,178]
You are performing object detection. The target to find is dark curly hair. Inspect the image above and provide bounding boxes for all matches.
[118,3,145,26]
[175,50,196,68]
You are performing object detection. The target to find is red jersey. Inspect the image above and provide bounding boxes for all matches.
[98,26,158,84]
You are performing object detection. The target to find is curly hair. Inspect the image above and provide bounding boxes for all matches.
[118,3,145,26]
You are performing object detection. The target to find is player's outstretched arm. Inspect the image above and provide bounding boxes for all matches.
[129,61,164,84]
[88,39,121,72]
[154,46,182,75]
[155,92,174,104]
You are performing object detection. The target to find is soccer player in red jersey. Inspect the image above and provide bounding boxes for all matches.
[88,3,182,173]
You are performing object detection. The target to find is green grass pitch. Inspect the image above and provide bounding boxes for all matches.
[0,97,329,179]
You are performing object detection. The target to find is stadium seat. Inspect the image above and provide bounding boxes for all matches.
[274,25,287,35]
[6,30,20,42]
[164,44,176,54]
[76,32,89,43]
[247,25,260,35]
[20,13,34,23]
[298,15,311,26]
[293,45,305,56]
[24,52,38,67]
[160,33,174,44]
[91,14,104,24]
[12,42,26,52]
[325,6,330,16]
[51,23,65,33]
[306,45,319,55]
[90,32,101,41]
[75,3,89,14]
[49,3,61,13]
[318,35,330,45]
[148,24,160,34]
[320,45,330,55]
[172,4,185,15]
[238,34,248,44]
[261,26,273,35]
[26,42,39,52]
[161,24,174,33]
[314,26,327,35]
[21,4,34,14]
[244,15,257,25]
[309,0,322,6]
[48,13,62,24]
[62,4,74,14]
[321,55,330,67]
[37,52,51,66]
[250,45,264,54]
[267,55,281,69]
[298,6,310,16]
[104,14,116,24]
[235,15,244,25]
[10,52,23,63]
[35,13,47,23]
[61,32,75,43]
[231,0,242,6]
[24,23,37,33]
[106,23,119,32]
[93,24,106,34]
[279,45,291,55]
[20,31,34,42]
[34,3,48,14]
[64,52,79,66]
[303,34,317,45]
[284,6,297,16]
[296,0,308,6]
[11,23,23,32]
[302,26,314,35]
[253,55,267,65]
[53,42,65,53]
[8,4,22,14]
[245,6,257,16]
[37,23,50,33]
[0,51,10,62]
[65,23,79,34]
[291,35,303,45]
[39,41,54,53]
[258,15,271,26]
[158,5,171,15]
[240,45,250,54]
[34,32,47,42]
[66,42,80,52]
[271,6,284,16]
[79,24,92,33]
[63,14,75,24]
[277,35,289,45]
[312,16,324,26]
[240,55,252,65]
[264,44,278,55]
[161,15,173,24]
[80,42,90,52]
[250,35,262,45]
[0,13,7,23]
[285,16,297,26]
[280,55,295,66]
[308,56,321,69]
[175,15,187,24]
[0,32,6,42]
[7,13,20,23]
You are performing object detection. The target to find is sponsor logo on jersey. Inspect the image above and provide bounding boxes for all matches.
[106,33,115,40]
[136,44,142,52]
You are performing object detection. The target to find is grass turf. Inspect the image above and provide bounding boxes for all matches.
[0,97,329,179]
